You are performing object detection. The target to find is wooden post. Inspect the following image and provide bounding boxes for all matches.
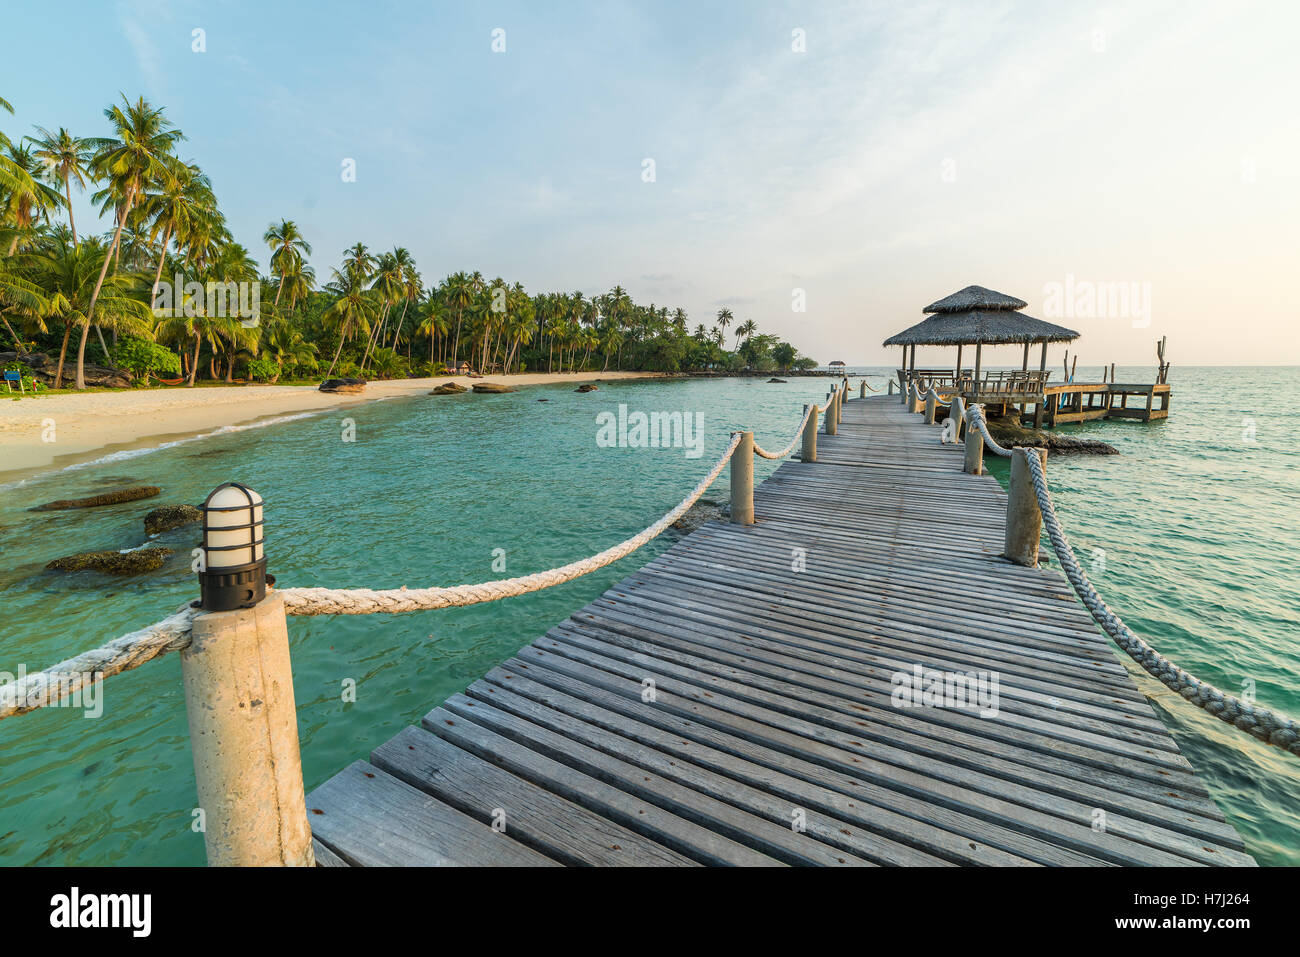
[924,390,937,424]
[963,408,983,474]
[973,342,983,388]
[1021,342,1029,371]
[800,403,818,462]
[888,380,895,395]
[181,591,315,866]
[859,381,866,399]
[955,344,963,382]
[825,389,838,435]
[730,431,754,525]
[1004,449,1046,567]
[949,395,965,441]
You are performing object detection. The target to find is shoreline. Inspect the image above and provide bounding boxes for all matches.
[0,371,663,484]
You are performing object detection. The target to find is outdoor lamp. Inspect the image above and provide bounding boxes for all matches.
[198,482,268,611]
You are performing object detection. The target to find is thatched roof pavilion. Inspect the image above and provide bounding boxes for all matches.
[884,285,1079,383]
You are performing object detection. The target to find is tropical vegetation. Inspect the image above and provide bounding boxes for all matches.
[0,94,818,390]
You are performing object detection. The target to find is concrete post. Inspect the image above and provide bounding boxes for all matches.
[800,403,818,462]
[963,409,984,474]
[826,389,838,435]
[924,390,937,424]
[181,591,314,866]
[730,431,754,525]
[1004,448,1047,567]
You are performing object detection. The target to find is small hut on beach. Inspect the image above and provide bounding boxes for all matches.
[883,285,1079,388]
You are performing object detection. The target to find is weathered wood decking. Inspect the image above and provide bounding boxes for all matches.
[306,395,1252,866]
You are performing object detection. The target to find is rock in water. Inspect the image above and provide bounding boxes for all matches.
[428,382,468,395]
[471,382,516,393]
[319,377,366,393]
[34,486,161,511]
[144,504,202,535]
[985,416,1119,455]
[46,547,173,574]
[767,378,787,383]
[672,499,725,533]
[575,383,598,392]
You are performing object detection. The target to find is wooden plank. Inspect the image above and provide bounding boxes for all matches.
[302,394,1250,866]
[372,725,697,866]
[305,761,558,866]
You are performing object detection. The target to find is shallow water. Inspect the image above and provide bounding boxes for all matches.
[0,369,1296,865]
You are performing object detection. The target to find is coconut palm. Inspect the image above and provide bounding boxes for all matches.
[321,263,377,375]
[263,220,312,307]
[715,307,733,345]
[735,318,756,349]
[77,95,184,388]
[142,158,214,298]
[28,236,153,388]
[27,127,92,247]
[2,144,63,255]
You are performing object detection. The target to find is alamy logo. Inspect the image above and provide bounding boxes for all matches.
[152,274,260,327]
[0,666,102,718]
[596,404,705,458]
[49,887,151,937]
[891,663,1000,717]
[1041,274,1151,328]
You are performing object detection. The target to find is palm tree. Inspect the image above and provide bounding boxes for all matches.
[385,247,420,351]
[78,95,184,388]
[263,219,311,307]
[442,271,473,368]
[735,318,756,349]
[141,157,214,299]
[715,307,733,346]
[28,236,153,388]
[2,143,63,255]
[321,263,376,375]
[27,127,92,247]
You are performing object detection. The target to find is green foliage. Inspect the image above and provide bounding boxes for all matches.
[113,337,180,381]
[245,357,280,382]
[2,360,42,392]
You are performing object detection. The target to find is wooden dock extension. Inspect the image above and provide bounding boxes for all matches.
[306,395,1251,867]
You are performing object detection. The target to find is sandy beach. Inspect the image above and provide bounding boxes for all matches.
[0,371,660,481]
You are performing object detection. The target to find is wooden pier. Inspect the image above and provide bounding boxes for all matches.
[305,395,1250,866]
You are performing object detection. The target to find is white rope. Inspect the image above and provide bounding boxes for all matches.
[968,403,1014,456]
[277,432,743,616]
[754,403,816,459]
[0,605,197,719]
[1019,448,1299,755]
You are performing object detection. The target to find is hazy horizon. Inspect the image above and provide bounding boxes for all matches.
[7,0,1299,367]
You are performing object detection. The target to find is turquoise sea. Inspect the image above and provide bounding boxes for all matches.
[0,368,1296,865]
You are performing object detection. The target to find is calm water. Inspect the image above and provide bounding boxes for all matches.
[0,369,1296,865]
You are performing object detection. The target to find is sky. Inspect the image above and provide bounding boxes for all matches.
[5,0,1299,366]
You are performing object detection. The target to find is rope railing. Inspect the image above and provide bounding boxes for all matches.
[961,401,1297,755]
[1019,448,1299,755]
[2,401,829,719]
[754,402,817,459]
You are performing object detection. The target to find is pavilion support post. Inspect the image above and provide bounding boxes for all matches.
[1039,340,1048,371]
[730,431,754,525]
[955,344,963,383]
[908,344,915,374]
[963,409,983,474]
[1022,342,1030,371]
[1004,449,1047,567]
[800,403,818,462]
[973,342,983,389]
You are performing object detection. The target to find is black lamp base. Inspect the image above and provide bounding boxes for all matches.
[199,558,267,611]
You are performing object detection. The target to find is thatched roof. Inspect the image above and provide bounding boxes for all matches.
[923,285,1026,314]
[882,309,1079,347]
